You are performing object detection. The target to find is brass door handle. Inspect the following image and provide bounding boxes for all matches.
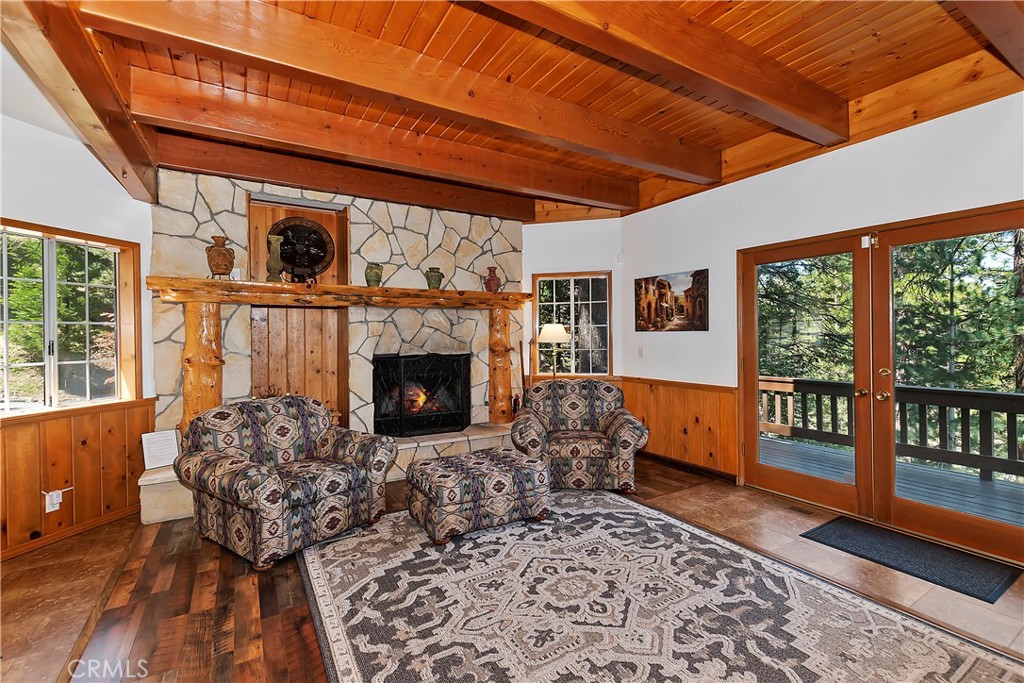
[875,391,891,401]
[854,388,869,397]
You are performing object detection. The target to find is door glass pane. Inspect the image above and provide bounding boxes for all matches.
[756,253,856,483]
[892,230,1024,526]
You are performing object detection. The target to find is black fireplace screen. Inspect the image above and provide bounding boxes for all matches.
[372,353,471,437]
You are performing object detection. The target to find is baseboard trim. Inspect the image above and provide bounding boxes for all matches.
[637,451,738,484]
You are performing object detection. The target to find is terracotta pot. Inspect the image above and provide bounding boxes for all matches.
[205,236,234,279]
[266,235,284,282]
[365,262,384,287]
[483,266,501,293]
[424,266,444,290]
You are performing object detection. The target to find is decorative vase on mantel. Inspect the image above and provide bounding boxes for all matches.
[483,266,501,293]
[424,267,444,290]
[205,236,234,280]
[266,235,284,282]
[365,262,383,287]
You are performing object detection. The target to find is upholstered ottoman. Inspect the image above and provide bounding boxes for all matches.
[406,447,551,545]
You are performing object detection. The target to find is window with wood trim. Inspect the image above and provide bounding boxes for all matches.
[1,221,141,412]
[533,272,612,375]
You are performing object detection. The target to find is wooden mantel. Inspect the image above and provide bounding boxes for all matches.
[148,277,532,432]
[148,277,533,309]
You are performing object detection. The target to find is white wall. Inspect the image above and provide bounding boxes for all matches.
[1,45,155,396]
[523,93,1024,388]
[523,216,624,374]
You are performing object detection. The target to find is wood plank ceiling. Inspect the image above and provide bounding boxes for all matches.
[4,1,1022,223]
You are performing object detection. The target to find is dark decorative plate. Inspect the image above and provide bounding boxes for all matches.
[268,217,335,283]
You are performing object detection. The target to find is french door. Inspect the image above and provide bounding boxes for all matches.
[741,203,1024,561]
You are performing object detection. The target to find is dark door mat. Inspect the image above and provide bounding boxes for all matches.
[801,516,1022,603]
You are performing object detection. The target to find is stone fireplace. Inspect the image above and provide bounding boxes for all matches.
[150,169,525,441]
[373,353,471,437]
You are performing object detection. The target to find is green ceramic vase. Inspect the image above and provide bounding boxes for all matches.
[424,266,444,290]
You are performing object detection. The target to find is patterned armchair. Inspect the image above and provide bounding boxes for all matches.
[511,379,648,493]
[174,396,397,569]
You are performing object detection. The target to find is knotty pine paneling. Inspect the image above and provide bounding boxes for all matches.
[101,410,129,515]
[2,422,43,549]
[126,404,150,508]
[41,417,74,536]
[0,398,156,559]
[622,377,739,477]
[73,413,104,525]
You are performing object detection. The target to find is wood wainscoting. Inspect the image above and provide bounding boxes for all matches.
[0,398,155,559]
[621,377,739,478]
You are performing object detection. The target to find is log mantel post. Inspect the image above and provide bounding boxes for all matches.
[488,308,513,424]
[179,301,225,434]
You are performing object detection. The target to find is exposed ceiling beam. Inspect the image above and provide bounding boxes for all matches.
[634,48,1022,212]
[1,1,157,202]
[957,1,1024,78]
[482,0,849,147]
[155,134,536,223]
[131,70,638,211]
[78,0,721,184]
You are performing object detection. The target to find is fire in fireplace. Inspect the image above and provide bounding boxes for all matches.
[372,353,471,437]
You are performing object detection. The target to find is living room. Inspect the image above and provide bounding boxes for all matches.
[2,2,1023,681]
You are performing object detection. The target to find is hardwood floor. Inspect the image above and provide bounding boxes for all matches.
[2,455,1021,682]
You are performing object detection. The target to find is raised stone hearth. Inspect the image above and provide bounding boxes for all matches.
[138,466,193,524]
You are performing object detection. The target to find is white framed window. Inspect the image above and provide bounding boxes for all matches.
[533,272,612,375]
[2,228,119,412]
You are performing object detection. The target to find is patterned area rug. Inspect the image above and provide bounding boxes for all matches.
[299,491,1023,682]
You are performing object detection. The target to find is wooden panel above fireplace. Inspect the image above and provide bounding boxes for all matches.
[247,201,350,424]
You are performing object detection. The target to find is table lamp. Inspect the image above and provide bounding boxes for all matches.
[537,323,571,377]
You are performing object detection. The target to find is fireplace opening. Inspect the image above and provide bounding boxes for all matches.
[372,353,471,437]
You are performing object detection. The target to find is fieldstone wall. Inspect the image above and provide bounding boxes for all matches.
[150,169,524,433]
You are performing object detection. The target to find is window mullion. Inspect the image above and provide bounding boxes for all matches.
[2,232,7,412]
[569,277,576,374]
[84,248,91,402]
[42,238,58,407]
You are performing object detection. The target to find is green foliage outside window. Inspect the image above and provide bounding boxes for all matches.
[2,231,118,411]
[536,275,610,375]
[755,229,1024,483]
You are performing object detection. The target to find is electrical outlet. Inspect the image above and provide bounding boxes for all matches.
[44,490,62,513]
[638,346,644,359]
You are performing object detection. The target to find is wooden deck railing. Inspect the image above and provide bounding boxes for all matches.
[758,376,1024,481]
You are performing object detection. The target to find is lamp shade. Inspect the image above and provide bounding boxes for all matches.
[537,323,571,343]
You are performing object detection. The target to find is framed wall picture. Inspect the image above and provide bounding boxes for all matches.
[635,269,709,331]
